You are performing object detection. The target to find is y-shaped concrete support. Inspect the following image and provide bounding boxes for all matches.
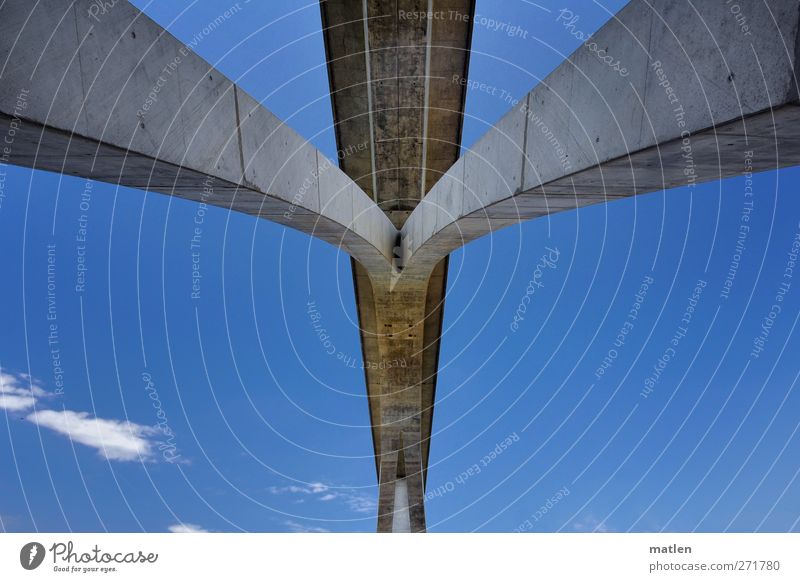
[7,0,800,534]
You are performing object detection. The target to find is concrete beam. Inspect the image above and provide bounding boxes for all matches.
[0,0,397,275]
[321,0,475,533]
[320,0,474,223]
[402,0,800,274]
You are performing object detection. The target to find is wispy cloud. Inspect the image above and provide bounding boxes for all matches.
[2,368,167,463]
[168,523,209,533]
[572,515,611,533]
[0,371,48,411]
[26,409,157,462]
[284,520,329,533]
[268,482,327,495]
[342,492,377,514]
[268,481,376,515]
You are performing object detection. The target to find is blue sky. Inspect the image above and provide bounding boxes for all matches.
[1,0,799,533]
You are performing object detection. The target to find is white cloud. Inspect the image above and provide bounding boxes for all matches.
[1,368,171,463]
[268,482,329,495]
[0,371,47,411]
[268,481,376,515]
[168,523,209,533]
[268,485,312,494]
[26,409,157,462]
[308,482,328,493]
[284,520,329,533]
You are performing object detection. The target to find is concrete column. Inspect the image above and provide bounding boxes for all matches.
[369,272,431,533]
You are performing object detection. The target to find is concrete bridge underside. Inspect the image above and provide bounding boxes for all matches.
[320,0,475,533]
[3,0,800,533]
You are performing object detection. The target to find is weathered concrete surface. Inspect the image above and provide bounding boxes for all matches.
[402,0,800,275]
[0,0,397,275]
[351,258,446,475]
[321,0,473,223]
[370,275,430,533]
[350,260,450,533]
[321,0,474,532]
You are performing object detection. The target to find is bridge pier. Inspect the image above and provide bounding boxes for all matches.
[367,273,433,532]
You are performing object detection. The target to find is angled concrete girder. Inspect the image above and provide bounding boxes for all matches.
[401,0,800,275]
[0,0,397,276]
